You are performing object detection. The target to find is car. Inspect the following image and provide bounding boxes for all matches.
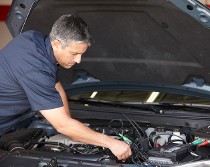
[1,0,210,166]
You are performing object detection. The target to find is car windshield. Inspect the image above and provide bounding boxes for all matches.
[69,90,210,106]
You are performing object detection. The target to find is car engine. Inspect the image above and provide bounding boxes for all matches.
[1,118,210,166]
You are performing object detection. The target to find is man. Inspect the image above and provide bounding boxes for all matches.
[0,14,131,160]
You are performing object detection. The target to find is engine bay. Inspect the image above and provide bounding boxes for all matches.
[1,117,210,167]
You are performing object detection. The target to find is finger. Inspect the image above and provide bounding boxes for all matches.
[117,156,123,160]
[129,149,132,156]
[120,155,127,160]
[117,155,124,160]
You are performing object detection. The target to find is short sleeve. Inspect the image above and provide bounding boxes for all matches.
[18,68,63,111]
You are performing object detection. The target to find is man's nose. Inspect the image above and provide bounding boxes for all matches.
[74,55,82,64]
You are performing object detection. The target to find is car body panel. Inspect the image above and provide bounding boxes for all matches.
[3,0,210,166]
[6,0,210,86]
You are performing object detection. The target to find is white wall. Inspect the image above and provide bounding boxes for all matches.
[0,0,12,49]
[1,0,12,5]
[0,22,12,49]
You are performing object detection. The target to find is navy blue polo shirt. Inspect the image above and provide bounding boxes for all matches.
[0,30,63,135]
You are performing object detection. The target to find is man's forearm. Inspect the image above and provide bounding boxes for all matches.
[58,117,113,148]
[54,83,111,146]
[40,107,131,160]
[40,107,115,148]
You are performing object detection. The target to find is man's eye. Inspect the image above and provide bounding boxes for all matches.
[71,53,77,56]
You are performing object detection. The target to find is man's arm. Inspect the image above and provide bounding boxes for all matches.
[55,82,70,116]
[42,82,131,160]
[40,106,131,160]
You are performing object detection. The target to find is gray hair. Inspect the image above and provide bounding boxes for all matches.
[49,14,92,47]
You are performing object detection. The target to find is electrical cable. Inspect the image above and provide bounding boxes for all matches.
[149,131,156,148]
[121,112,143,139]
[121,112,150,165]
[131,142,148,167]
[129,118,147,137]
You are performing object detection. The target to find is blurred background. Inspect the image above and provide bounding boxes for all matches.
[0,0,210,49]
[0,0,12,49]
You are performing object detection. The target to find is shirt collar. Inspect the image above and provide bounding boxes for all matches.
[45,36,58,66]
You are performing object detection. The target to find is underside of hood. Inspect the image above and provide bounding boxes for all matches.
[6,0,210,86]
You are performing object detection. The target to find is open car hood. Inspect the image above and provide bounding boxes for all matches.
[6,0,210,87]
[4,1,210,166]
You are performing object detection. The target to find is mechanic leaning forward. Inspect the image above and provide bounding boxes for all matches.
[0,14,131,160]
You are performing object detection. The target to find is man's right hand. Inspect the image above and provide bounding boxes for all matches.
[107,138,132,160]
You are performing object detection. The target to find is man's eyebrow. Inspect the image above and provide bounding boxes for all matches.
[69,51,78,54]
[70,51,84,54]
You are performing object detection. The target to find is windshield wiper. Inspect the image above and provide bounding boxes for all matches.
[126,102,209,106]
[70,98,163,114]
[70,98,210,113]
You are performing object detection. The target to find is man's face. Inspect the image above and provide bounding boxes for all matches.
[51,40,88,69]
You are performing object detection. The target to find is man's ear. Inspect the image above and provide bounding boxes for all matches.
[51,40,61,49]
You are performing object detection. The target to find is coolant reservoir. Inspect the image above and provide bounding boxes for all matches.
[145,127,172,147]
[145,128,155,137]
[155,131,172,146]
[171,130,186,144]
